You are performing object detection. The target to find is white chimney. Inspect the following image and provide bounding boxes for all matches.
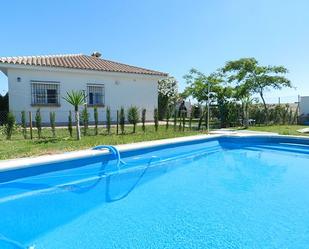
[91,52,102,58]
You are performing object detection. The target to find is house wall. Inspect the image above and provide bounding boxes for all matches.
[300,96,309,116]
[6,67,160,124]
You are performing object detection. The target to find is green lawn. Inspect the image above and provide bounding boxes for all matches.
[247,125,309,136]
[0,125,205,160]
[3,123,308,161]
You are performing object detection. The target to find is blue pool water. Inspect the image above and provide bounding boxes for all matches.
[1,136,309,248]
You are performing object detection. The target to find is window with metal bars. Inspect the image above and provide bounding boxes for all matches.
[31,82,60,106]
[87,84,104,106]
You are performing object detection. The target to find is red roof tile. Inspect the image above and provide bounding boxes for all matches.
[0,54,168,76]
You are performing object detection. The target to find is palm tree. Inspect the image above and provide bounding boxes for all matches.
[63,90,86,140]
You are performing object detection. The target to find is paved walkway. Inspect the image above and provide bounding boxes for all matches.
[297,128,309,133]
[210,128,278,135]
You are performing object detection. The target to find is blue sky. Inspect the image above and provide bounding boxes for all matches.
[0,0,308,103]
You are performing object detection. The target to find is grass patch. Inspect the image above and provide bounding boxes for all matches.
[0,125,205,160]
[247,125,309,136]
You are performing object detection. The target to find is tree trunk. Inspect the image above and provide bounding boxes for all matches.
[260,91,268,125]
[242,101,249,128]
[75,110,81,140]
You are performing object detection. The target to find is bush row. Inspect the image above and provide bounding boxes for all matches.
[1,106,193,140]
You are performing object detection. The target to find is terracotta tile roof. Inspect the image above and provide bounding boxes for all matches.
[0,54,168,76]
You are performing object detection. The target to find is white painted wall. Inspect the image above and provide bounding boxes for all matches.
[5,66,162,124]
[300,96,309,116]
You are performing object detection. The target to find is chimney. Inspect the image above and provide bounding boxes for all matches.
[91,51,102,58]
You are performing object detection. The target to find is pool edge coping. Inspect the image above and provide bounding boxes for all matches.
[0,134,217,172]
[1,133,309,173]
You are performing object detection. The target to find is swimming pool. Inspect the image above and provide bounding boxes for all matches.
[1,135,309,248]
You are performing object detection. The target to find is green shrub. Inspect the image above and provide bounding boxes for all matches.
[120,107,125,134]
[81,106,89,136]
[21,111,27,139]
[189,108,193,130]
[94,106,98,135]
[3,112,16,140]
[165,107,170,130]
[154,108,159,132]
[35,108,42,139]
[142,109,146,132]
[173,108,177,131]
[127,106,140,133]
[50,112,56,137]
[182,111,186,131]
[198,107,205,130]
[68,111,73,137]
[106,106,111,134]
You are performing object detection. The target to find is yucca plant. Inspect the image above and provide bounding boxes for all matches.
[106,106,111,134]
[142,109,146,132]
[94,106,98,135]
[21,111,27,139]
[63,90,86,140]
[50,112,56,137]
[68,110,73,137]
[154,108,159,132]
[120,107,125,134]
[35,108,42,139]
[128,106,140,133]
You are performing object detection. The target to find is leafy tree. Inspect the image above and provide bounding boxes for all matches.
[50,112,56,137]
[183,69,223,104]
[63,91,86,140]
[158,77,178,120]
[68,111,73,137]
[0,93,9,112]
[141,109,146,132]
[154,108,159,131]
[183,69,233,128]
[106,106,111,134]
[127,106,140,133]
[3,112,15,140]
[21,111,27,139]
[94,106,98,135]
[119,107,125,134]
[35,108,42,139]
[222,58,291,123]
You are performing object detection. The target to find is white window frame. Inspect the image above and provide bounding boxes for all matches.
[31,81,60,106]
[87,84,105,106]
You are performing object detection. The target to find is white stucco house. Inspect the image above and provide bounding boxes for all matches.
[0,52,167,124]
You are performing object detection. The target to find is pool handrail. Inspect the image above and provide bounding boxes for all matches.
[105,155,160,202]
[92,145,125,169]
